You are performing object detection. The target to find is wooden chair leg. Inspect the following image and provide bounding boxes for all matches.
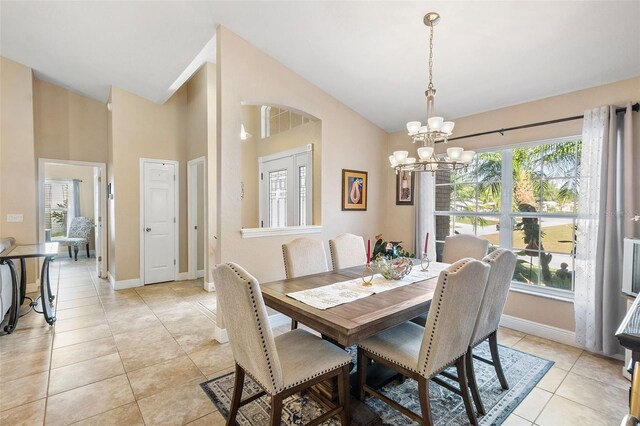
[86,243,90,258]
[489,330,509,390]
[466,348,485,415]
[456,356,478,426]
[73,246,79,261]
[291,319,298,330]
[418,376,434,426]
[338,364,350,425]
[228,363,245,426]
[357,347,368,401]
[269,394,283,426]
[68,246,72,258]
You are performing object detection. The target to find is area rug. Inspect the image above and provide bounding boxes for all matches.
[200,342,553,425]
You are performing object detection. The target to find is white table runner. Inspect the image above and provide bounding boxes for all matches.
[286,262,450,310]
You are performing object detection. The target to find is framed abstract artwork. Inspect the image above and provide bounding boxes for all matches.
[341,169,367,211]
[396,170,415,205]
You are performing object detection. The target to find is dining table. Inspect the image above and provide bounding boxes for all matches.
[260,262,441,347]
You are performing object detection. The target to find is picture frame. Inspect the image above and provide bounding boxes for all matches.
[396,170,415,205]
[341,169,368,211]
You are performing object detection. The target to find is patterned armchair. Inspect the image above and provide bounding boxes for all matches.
[53,217,93,261]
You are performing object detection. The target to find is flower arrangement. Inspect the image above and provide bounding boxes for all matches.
[371,234,415,261]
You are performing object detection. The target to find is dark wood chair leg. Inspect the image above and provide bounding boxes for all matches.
[418,376,434,426]
[228,363,245,426]
[269,394,283,426]
[489,330,509,390]
[338,364,350,425]
[456,356,478,426]
[291,319,298,330]
[73,246,79,261]
[466,348,485,415]
[357,347,368,401]
[86,243,90,258]
[68,246,72,258]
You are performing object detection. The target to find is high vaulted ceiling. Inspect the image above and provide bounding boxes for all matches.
[1,1,639,132]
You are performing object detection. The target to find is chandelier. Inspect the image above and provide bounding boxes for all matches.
[390,12,474,173]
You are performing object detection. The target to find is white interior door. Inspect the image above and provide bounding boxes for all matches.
[142,161,176,284]
[188,157,205,280]
[93,168,102,277]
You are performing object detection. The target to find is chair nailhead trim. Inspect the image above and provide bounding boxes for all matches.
[227,263,279,393]
[282,246,290,279]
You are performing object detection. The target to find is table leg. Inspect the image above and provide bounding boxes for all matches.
[40,256,56,325]
[2,260,20,334]
[19,258,26,305]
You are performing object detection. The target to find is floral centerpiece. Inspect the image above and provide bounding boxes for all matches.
[372,234,415,280]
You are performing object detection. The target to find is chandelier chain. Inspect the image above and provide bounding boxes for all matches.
[427,23,434,91]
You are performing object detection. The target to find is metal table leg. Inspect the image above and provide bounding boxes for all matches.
[40,256,56,325]
[19,258,26,305]
[1,259,20,334]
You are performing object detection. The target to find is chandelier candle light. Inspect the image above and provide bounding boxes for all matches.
[390,12,475,174]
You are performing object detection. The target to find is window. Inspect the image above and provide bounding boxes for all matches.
[44,180,70,237]
[260,106,313,139]
[435,137,581,296]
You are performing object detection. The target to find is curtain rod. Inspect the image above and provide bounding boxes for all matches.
[442,102,640,143]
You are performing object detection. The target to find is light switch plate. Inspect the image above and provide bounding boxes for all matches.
[7,214,23,222]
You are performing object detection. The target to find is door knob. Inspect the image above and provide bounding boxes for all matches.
[146,227,151,232]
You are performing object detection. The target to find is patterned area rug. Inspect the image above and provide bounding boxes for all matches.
[200,342,553,425]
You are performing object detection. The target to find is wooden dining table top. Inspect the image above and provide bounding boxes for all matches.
[260,264,439,346]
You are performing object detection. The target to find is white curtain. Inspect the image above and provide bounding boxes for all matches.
[575,103,635,355]
[415,172,436,259]
[67,179,81,233]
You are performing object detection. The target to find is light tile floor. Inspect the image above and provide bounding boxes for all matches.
[0,258,629,425]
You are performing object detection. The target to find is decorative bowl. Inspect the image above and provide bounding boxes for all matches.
[374,256,413,280]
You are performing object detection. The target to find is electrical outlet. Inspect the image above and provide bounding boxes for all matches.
[7,214,23,223]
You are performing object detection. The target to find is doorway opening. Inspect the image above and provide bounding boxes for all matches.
[38,159,107,278]
[188,157,206,280]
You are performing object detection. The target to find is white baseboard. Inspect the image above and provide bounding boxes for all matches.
[214,325,228,343]
[500,314,579,348]
[176,272,189,281]
[269,313,293,329]
[212,313,291,344]
[204,281,215,292]
[107,272,141,290]
[196,269,205,279]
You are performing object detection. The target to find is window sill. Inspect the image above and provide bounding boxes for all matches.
[509,282,574,303]
[240,225,322,239]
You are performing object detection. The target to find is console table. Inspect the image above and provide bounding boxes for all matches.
[0,243,58,334]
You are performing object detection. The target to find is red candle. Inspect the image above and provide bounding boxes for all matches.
[367,239,371,264]
[424,232,429,254]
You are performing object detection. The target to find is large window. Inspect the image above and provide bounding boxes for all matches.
[435,137,581,295]
[44,180,70,237]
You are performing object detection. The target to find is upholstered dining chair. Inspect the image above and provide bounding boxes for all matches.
[213,263,351,426]
[282,237,329,329]
[357,259,491,426]
[465,248,517,415]
[329,233,366,271]
[441,234,489,264]
[52,216,93,261]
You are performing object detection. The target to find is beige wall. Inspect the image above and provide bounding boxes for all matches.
[215,27,387,284]
[0,57,38,282]
[44,163,96,250]
[33,79,108,163]
[384,76,640,331]
[241,105,322,228]
[109,86,189,281]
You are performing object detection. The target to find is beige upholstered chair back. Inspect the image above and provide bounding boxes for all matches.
[329,233,366,271]
[212,263,283,394]
[470,249,517,346]
[442,234,489,264]
[418,258,490,378]
[282,237,328,279]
